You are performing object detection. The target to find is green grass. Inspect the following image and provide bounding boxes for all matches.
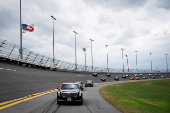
[100,79,170,113]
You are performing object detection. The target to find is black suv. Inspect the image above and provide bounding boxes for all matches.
[57,83,83,105]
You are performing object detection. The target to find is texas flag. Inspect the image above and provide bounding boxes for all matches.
[22,24,34,33]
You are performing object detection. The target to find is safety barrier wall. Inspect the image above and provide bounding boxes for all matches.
[0,38,168,72]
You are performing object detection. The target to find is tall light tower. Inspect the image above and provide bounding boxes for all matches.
[165,54,168,71]
[121,48,124,72]
[106,45,108,70]
[73,31,78,69]
[125,54,129,72]
[150,52,152,71]
[51,16,56,67]
[83,48,86,70]
[135,51,138,71]
[90,39,94,71]
[20,0,23,59]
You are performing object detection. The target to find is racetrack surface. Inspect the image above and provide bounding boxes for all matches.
[0,61,170,113]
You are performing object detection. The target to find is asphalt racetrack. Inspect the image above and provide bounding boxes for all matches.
[0,61,169,113]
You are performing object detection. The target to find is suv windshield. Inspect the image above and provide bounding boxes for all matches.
[61,84,79,89]
[86,81,92,83]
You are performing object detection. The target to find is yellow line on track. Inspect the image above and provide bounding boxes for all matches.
[0,89,58,110]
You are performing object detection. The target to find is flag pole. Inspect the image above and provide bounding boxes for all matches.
[20,0,23,59]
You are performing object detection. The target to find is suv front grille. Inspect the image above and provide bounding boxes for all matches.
[61,93,77,97]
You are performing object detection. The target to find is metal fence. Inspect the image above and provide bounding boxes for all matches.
[0,38,168,72]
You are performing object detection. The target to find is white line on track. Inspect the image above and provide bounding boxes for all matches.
[76,75,84,76]
[0,67,16,71]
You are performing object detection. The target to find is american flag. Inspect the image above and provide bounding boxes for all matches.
[22,24,34,33]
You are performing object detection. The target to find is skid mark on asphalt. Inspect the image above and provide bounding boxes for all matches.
[0,89,58,110]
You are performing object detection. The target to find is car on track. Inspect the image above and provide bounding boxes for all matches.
[139,74,143,76]
[143,76,147,79]
[85,80,93,87]
[57,83,83,105]
[130,77,134,80]
[73,81,84,91]
[92,73,98,77]
[114,77,119,81]
[125,74,129,77]
[152,76,155,79]
[106,73,111,77]
[122,75,126,78]
[101,77,106,82]
[161,76,165,78]
[135,77,139,80]
[134,74,138,77]
[155,74,158,76]
[149,74,153,76]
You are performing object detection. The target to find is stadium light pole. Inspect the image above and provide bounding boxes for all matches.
[51,16,56,67]
[83,48,86,70]
[165,54,168,71]
[106,45,108,71]
[20,0,23,59]
[125,54,129,72]
[150,52,152,71]
[135,51,138,71]
[73,31,78,69]
[90,39,94,71]
[121,48,124,72]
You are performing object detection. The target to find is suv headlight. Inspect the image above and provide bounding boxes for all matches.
[57,91,60,97]
[79,92,82,97]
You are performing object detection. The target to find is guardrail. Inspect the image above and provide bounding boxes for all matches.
[0,38,169,73]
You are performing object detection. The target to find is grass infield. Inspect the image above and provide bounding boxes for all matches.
[100,79,170,113]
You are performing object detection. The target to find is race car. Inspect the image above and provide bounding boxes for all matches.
[154,74,158,76]
[85,80,93,87]
[122,75,126,78]
[161,76,165,78]
[114,77,119,81]
[125,74,129,77]
[92,73,98,77]
[149,74,153,76]
[130,77,134,80]
[139,74,143,76]
[135,77,139,80]
[106,73,111,77]
[152,76,155,79]
[101,77,106,82]
[143,76,147,79]
[134,74,138,77]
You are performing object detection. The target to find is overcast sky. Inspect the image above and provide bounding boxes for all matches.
[0,0,170,70]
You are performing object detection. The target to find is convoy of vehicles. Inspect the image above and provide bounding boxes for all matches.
[57,73,165,105]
